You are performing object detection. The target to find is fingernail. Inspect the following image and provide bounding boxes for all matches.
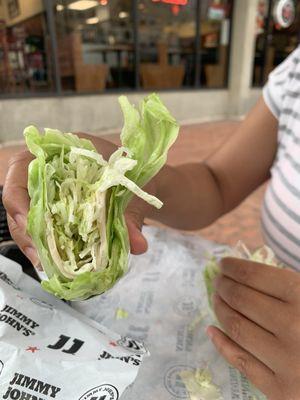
[24,247,38,266]
[13,213,27,227]
[206,327,214,340]
[33,262,43,271]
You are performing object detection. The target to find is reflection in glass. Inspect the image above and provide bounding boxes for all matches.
[138,0,197,89]
[253,0,300,86]
[55,0,134,92]
[0,0,52,94]
[0,0,235,95]
[199,0,232,88]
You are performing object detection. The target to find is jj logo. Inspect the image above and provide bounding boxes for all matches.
[48,335,84,355]
[117,337,147,355]
[78,384,119,400]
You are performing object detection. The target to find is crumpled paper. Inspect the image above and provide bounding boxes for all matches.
[71,226,267,400]
[0,254,148,399]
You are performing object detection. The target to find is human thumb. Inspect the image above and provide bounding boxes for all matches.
[125,197,150,255]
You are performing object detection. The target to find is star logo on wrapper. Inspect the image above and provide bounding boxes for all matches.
[26,346,39,353]
[117,336,148,355]
[174,295,198,317]
[78,384,119,400]
[164,365,194,398]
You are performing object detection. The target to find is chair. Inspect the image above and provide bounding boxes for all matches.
[204,45,228,88]
[58,32,108,92]
[140,43,185,89]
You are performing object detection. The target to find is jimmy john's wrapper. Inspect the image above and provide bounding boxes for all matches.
[72,226,267,400]
[0,255,148,400]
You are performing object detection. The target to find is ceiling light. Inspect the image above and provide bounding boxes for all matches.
[68,1,98,11]
[56,4,64,11]
[119,11,129,19]
[86,16,99,24]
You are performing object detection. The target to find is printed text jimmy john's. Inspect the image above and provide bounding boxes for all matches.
[0,305,39,336]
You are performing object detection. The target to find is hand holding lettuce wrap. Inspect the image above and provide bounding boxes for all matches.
[23,94,179,300]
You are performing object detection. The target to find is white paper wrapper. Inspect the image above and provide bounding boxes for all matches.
[72,226,266,400]
[0,255,148,400]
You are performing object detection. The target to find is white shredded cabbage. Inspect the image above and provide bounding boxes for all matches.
[179,368,223,400]
[45,146,162,279]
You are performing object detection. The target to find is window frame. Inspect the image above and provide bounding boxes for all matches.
[0,0,235,99]
[252,0,274,88]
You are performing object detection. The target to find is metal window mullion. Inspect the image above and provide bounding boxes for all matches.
[260,0,274,86]
[194,0,201,87]
[133,0,140,90]
[225,0,235,88]
[44,0,62,94]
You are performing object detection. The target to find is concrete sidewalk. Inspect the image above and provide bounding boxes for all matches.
[0,121,265,250]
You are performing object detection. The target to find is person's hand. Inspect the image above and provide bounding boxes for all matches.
[206,257,300,400]
[2,133,151,266]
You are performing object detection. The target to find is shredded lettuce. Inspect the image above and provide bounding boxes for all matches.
[203,241,284,312]
[179,368,223,400]
[202,243,278,400]
[25,93,179,300]
[115,308,129,320]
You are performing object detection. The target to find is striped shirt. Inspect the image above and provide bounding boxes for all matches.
[262,45,300,269]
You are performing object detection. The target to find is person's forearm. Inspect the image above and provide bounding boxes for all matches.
[147,98,279,231]
[148,162,224,230]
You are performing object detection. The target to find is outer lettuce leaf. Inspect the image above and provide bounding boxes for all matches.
[118,93,179,207]
[26,94,179,300]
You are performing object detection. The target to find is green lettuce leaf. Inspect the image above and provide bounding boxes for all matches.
[203,242,284,313]
[25,94,179,300]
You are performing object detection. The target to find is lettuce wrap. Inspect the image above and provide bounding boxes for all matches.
[25,94,179,300]
[203,242,284,311]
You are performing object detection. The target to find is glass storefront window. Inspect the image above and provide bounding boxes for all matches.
[138,0,233,90]
[0,0,53,95]
[199,0,233,88]
[253,0,300,87]
[54,0,134,92]
[0,0,235,96]
[138,0,197,89]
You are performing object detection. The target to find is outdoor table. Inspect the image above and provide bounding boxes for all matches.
[72,226,265,400]
[0,225,265,399]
